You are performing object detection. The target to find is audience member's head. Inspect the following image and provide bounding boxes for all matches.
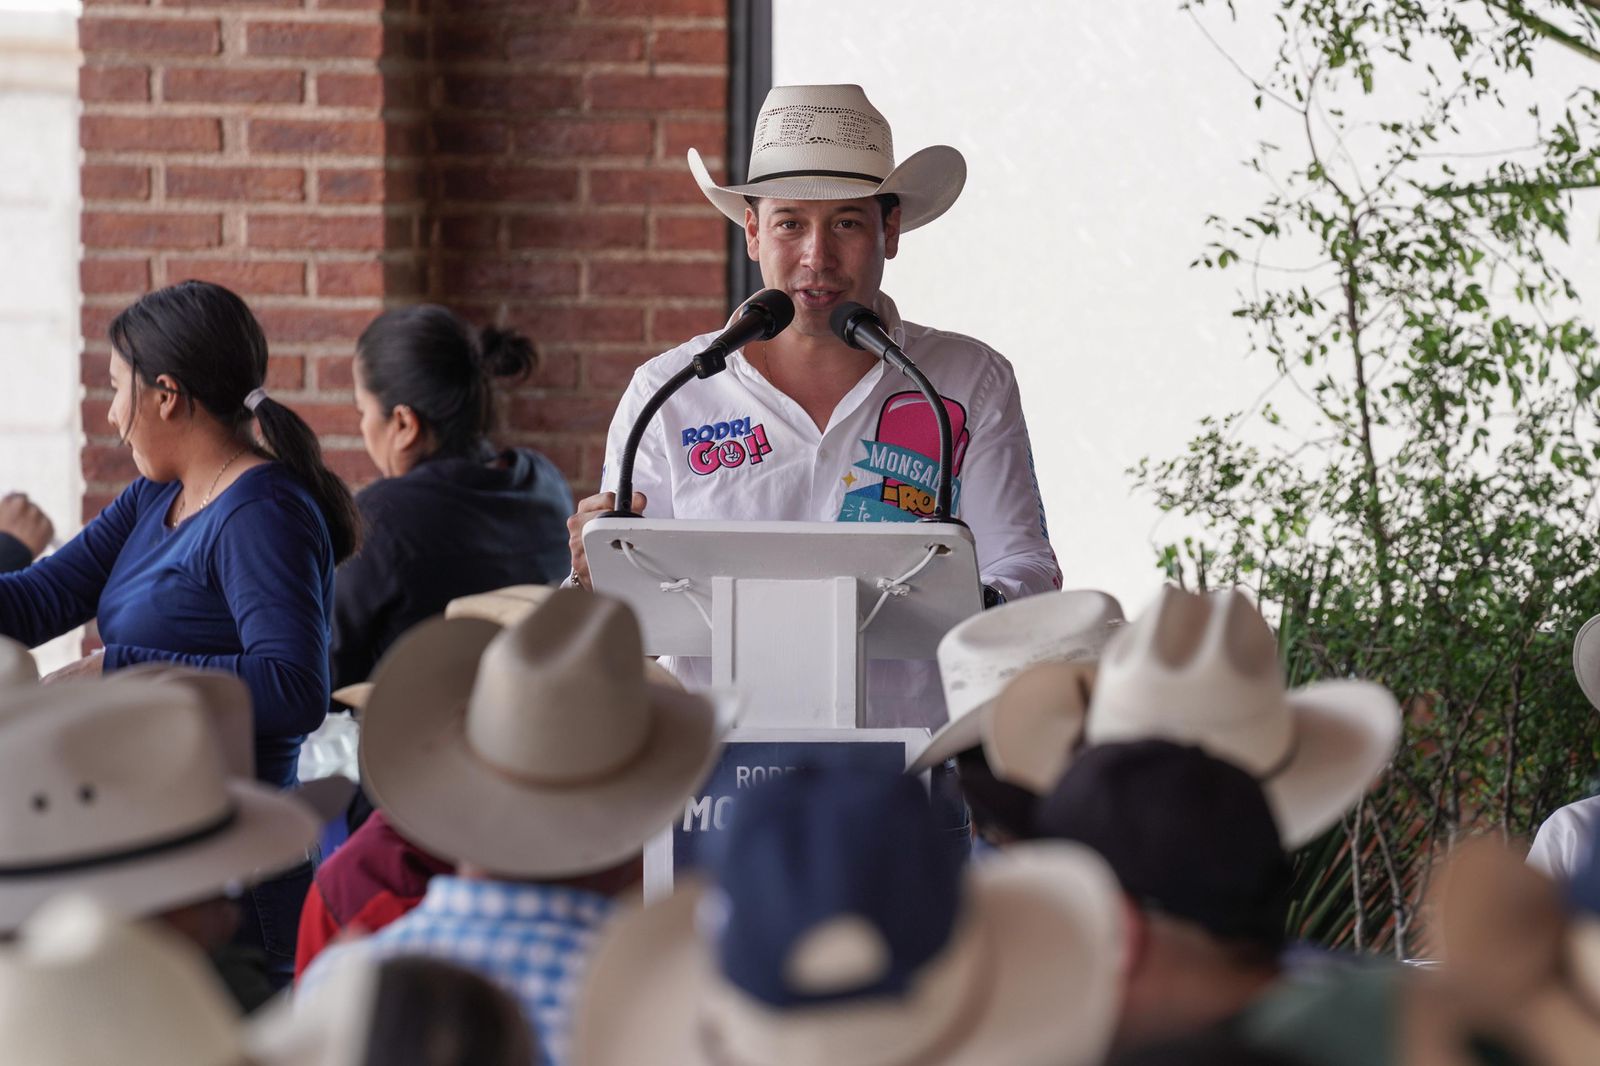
[252,953,535,1066]
[358,588,727,888]
[1037,740,1294,1051]
[107,279,359,561]
[576,766,1125,1066]
[0,894,246,1065]
[353,304,536,475]
[917,589,1124,841]
[0,675,322,938]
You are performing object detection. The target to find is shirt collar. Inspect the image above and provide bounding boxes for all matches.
[417,875,615,927]
[725,290,906,350]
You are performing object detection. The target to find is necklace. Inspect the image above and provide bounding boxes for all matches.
[169,445,249,528]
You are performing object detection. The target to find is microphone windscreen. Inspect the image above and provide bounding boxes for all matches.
[744,289,795,339]
[829,301,874,348]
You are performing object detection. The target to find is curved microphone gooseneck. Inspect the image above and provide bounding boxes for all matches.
[606,289,796,519]
[829,302,959,524]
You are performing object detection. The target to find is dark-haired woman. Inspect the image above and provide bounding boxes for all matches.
[330,306,572,691]
[0,279,358,987]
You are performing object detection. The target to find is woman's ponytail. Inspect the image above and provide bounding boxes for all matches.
[477,326,536,382]
[251,396,361,563]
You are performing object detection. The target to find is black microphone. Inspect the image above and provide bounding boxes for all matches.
[607,290,795,518]
[829,301,959,524]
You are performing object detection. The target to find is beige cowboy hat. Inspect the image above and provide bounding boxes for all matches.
[690,84,966,232]
[0,895,247,1066]
[0,675,322,931]
[991,586,1401,847]
[360,589,730,878]
[331,584,681,712]
[910,590,1124,775]
[0,635,37,689]
[1574,613,1600,710]
[574,841,1125,1066]
[1430,839,1600,1066]
[119,662,356,822]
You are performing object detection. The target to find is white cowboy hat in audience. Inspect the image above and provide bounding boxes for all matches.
[689,84,966,232]
[119,662,356,821]
[1573,612,1600,710]
[993,586,1401,847]
[0,635,37,689]
[575,842,1125,1066]
[911,589,1124,774]
[0,894,245,1065]
[360,589,730,878]
[0,675,321,931]
[331,584,681,713]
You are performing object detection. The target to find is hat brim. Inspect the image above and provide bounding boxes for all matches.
[0,781,319,932]
[1574,613,1600,711]
[907,706,986,774]
[331,683,371,711]
[574,843,1123,1066]
[360,617,729,879]
[1266,680,1402,847]
[689,144,966,233]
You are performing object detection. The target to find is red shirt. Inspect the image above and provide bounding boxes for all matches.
[294,810,453,980]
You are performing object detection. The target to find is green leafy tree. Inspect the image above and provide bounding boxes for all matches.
[1137,0,1600,954]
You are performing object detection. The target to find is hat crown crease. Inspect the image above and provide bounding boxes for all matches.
[465,595,653,784]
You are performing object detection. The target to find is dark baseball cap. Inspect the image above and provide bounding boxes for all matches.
[1034,739,1293,947]
[710,766,964,1008]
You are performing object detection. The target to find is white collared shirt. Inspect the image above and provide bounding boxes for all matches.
[600,292,1061,729]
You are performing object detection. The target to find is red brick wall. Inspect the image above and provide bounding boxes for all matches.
[78,0,730,516]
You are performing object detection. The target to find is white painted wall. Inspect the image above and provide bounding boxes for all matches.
[772,2,1600,614]
[0,1,82,670]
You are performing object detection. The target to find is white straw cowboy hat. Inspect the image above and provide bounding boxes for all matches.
[359,589,730,878]
[911,590,1124,775]
[575,841,1125,1066]
[0,675,321,931]
[1573,612,1600,710]
[690,84,966,232]
[119,662,356,822]
[991,586,1400,847]
[0,895,247,1066]
[331,584,681,712]
[0,635,37,689]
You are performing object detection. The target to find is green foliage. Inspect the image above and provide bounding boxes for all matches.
[1143,0,1600,955]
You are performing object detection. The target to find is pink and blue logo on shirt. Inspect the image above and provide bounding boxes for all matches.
[680,417,774,476]
[838,392,969,523]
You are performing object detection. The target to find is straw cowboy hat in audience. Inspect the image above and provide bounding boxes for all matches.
[0,635,36,689]
[909,589,1124,775]
[0,895,247,1066]
[119,662,356,821]
[359,589,730,878]
[575,769,1125,1066]
[986,586,1401,846]
[1431,838,1600,1066]
[1573,612,1600,710]
[0,675,322,931]
[689,84,967,232]
[331,583,680,711]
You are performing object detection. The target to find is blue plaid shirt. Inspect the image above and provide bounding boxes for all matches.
[300,875,616,1066]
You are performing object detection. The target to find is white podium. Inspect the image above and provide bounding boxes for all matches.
[584,517,983,728]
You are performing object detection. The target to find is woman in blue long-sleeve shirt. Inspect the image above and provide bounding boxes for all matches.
[0,279,360,986]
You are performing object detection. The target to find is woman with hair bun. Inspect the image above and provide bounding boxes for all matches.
[332,305,572,691]
[0,279,358,986]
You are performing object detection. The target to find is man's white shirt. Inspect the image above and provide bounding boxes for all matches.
[599,292,1061,730]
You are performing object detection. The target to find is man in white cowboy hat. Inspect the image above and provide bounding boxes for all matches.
[910,588,1124,844]
[574,766,1125,1066]
[0,672,332,1012]
[567,83,1062,729]
[1527,611,1600,882]
[299,588,728,1066]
